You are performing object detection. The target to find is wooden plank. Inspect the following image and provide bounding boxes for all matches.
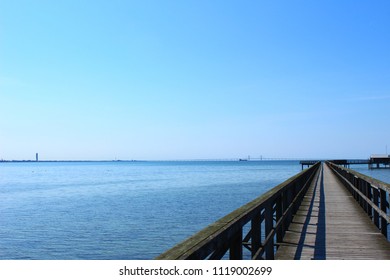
[276,163,390,260]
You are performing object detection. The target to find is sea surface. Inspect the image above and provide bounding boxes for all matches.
[0,161,388,260]
[350,164,390,183]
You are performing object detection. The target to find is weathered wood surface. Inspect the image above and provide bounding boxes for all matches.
[276,163,390,260]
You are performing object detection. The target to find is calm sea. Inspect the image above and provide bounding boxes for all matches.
[351,164,390,183]
[0,161,388,260]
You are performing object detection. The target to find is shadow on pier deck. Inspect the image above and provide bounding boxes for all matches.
[157,162,390,260]
[276,163,390,259]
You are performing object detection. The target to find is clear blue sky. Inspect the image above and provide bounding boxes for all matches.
[1,0,389,160]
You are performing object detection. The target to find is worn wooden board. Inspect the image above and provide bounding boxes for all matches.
[276,163,390,260]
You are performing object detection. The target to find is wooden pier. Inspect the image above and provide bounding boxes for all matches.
[276,162,390,259]
[157,161,390,260]
[300,156,390,170]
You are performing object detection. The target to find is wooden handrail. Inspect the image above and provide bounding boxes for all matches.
[327,162,390,193]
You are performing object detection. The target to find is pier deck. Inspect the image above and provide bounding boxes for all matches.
[276,163,390,259]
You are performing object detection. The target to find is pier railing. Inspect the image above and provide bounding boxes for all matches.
[156,162,321,260]
[327,161,390,240]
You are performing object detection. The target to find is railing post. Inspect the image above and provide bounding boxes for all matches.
[286,188,293,226]
[366,183,373,218]
[264,202,274,259]
[229,228,243,260]
[373,188,380,228]
[356,176,364,208]
[276,195,283,244]
[380,189,388,237]
[292,182,299,214]
[282,189,290,231]
[360,178,368,213]
[251,210,262,259]
[353,175,358,201]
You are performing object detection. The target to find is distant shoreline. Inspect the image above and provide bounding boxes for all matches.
[0,160,140,163]
[0,158,308,163]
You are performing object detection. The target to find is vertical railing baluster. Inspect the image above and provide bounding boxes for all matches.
[264,202,274,259]
[367,183,373,218]
[286,187,293,226]
[292,182,299,214]
[282,189,289,233]
[229,228,243,260]
[276,195,283,244]
[361,179,368,212]
[356,177,363,207]
[380,189,388,237]
[373,188,380,228]
[362,179,367,211]
[353,175,358,201]
[251,210,261,259]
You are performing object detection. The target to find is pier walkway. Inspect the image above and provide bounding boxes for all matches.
[157,162,390,260]
[276,163,390,259]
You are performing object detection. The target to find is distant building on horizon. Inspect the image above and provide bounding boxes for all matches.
[36,153,38,162]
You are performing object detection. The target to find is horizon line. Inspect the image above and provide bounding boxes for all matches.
[0,156,374,163]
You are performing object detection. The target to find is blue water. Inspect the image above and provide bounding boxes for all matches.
[351,165,390,184]
[1,161,388,260]
[0,160,302,260]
